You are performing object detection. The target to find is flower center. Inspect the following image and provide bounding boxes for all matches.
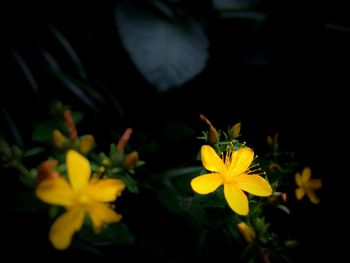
[78,194,90,205]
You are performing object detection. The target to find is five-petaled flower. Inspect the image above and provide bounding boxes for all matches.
[191,145,272,216]
[36,150,125,250]
[295,167,322,204]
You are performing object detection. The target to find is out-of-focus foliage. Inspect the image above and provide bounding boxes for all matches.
[115,0,209,91]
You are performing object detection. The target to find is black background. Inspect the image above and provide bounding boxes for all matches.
[2,0,348,261]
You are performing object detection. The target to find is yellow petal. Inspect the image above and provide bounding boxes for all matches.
[191,173,223,194]
[49,207,85,250]
[306,179,322,190]
[295,172,303,187]
[295,187,305,200]
[302,167,311,183]
[229,147,254,177]
[86,202,122,233]
[87,179,125,202]
[306,190,320,204]
[67,150,91,191]
[224,183,248,216]
[36,177,74,206]
[200,145,225,173]
[235,175,272,196]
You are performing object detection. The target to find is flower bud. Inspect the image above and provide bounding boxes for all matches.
[36,160,59,185]
[52,130,67,149]
[123,151,139,172]
[237,222,255,243]
[79,135,95,154]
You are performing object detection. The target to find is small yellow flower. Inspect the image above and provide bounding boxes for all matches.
[36,150,125,250]
[237,222,255,243]
[295,167,322,204]
[191,145,272,216]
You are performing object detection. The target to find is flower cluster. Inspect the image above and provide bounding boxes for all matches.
[183,114,322,262]
[0,110,322,261]
[0,105,142,250]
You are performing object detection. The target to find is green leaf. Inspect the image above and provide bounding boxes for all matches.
[276,204,291,214]
[23,147,46,158]
[255,217,270,238]
[109,144,123,165]
[201,188,226,209]
[32,121,58,143]
[116,173,139,193]
[116,0,209,91]
[79,223,134,246]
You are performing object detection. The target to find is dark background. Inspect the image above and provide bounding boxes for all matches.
[2,0,348,261]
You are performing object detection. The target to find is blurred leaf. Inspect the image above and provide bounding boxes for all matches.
[79,223,134,246]
[19,173,36,187]
[276,204,290,214]
[156,188,182,214]
[162,121,195,142]
[40,49,61,70]
[40,50,96,109]
[32,121,58,143]
[23,147,46,158]
[162,166,202,180]
[47,24,88,80]
[10,48,40,100]
[219,11,267,21]
[116,0,209,91]
[151,0,176,18]
[212,0,262,10]
[255,217,270,242]
[1,108,23,147]
[48,205,61,219]
[179,196,208,225]
[72,111,84,124]
[120,173,139,193]
[109,144,123,165]
[52,71,96,109]
[226,215,241,240]
[70,240,111,259]
[10,192,44,211]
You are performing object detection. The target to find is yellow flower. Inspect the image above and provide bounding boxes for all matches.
[36,150,125,250]
[295,167,322,204]
[191,145,272,215]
